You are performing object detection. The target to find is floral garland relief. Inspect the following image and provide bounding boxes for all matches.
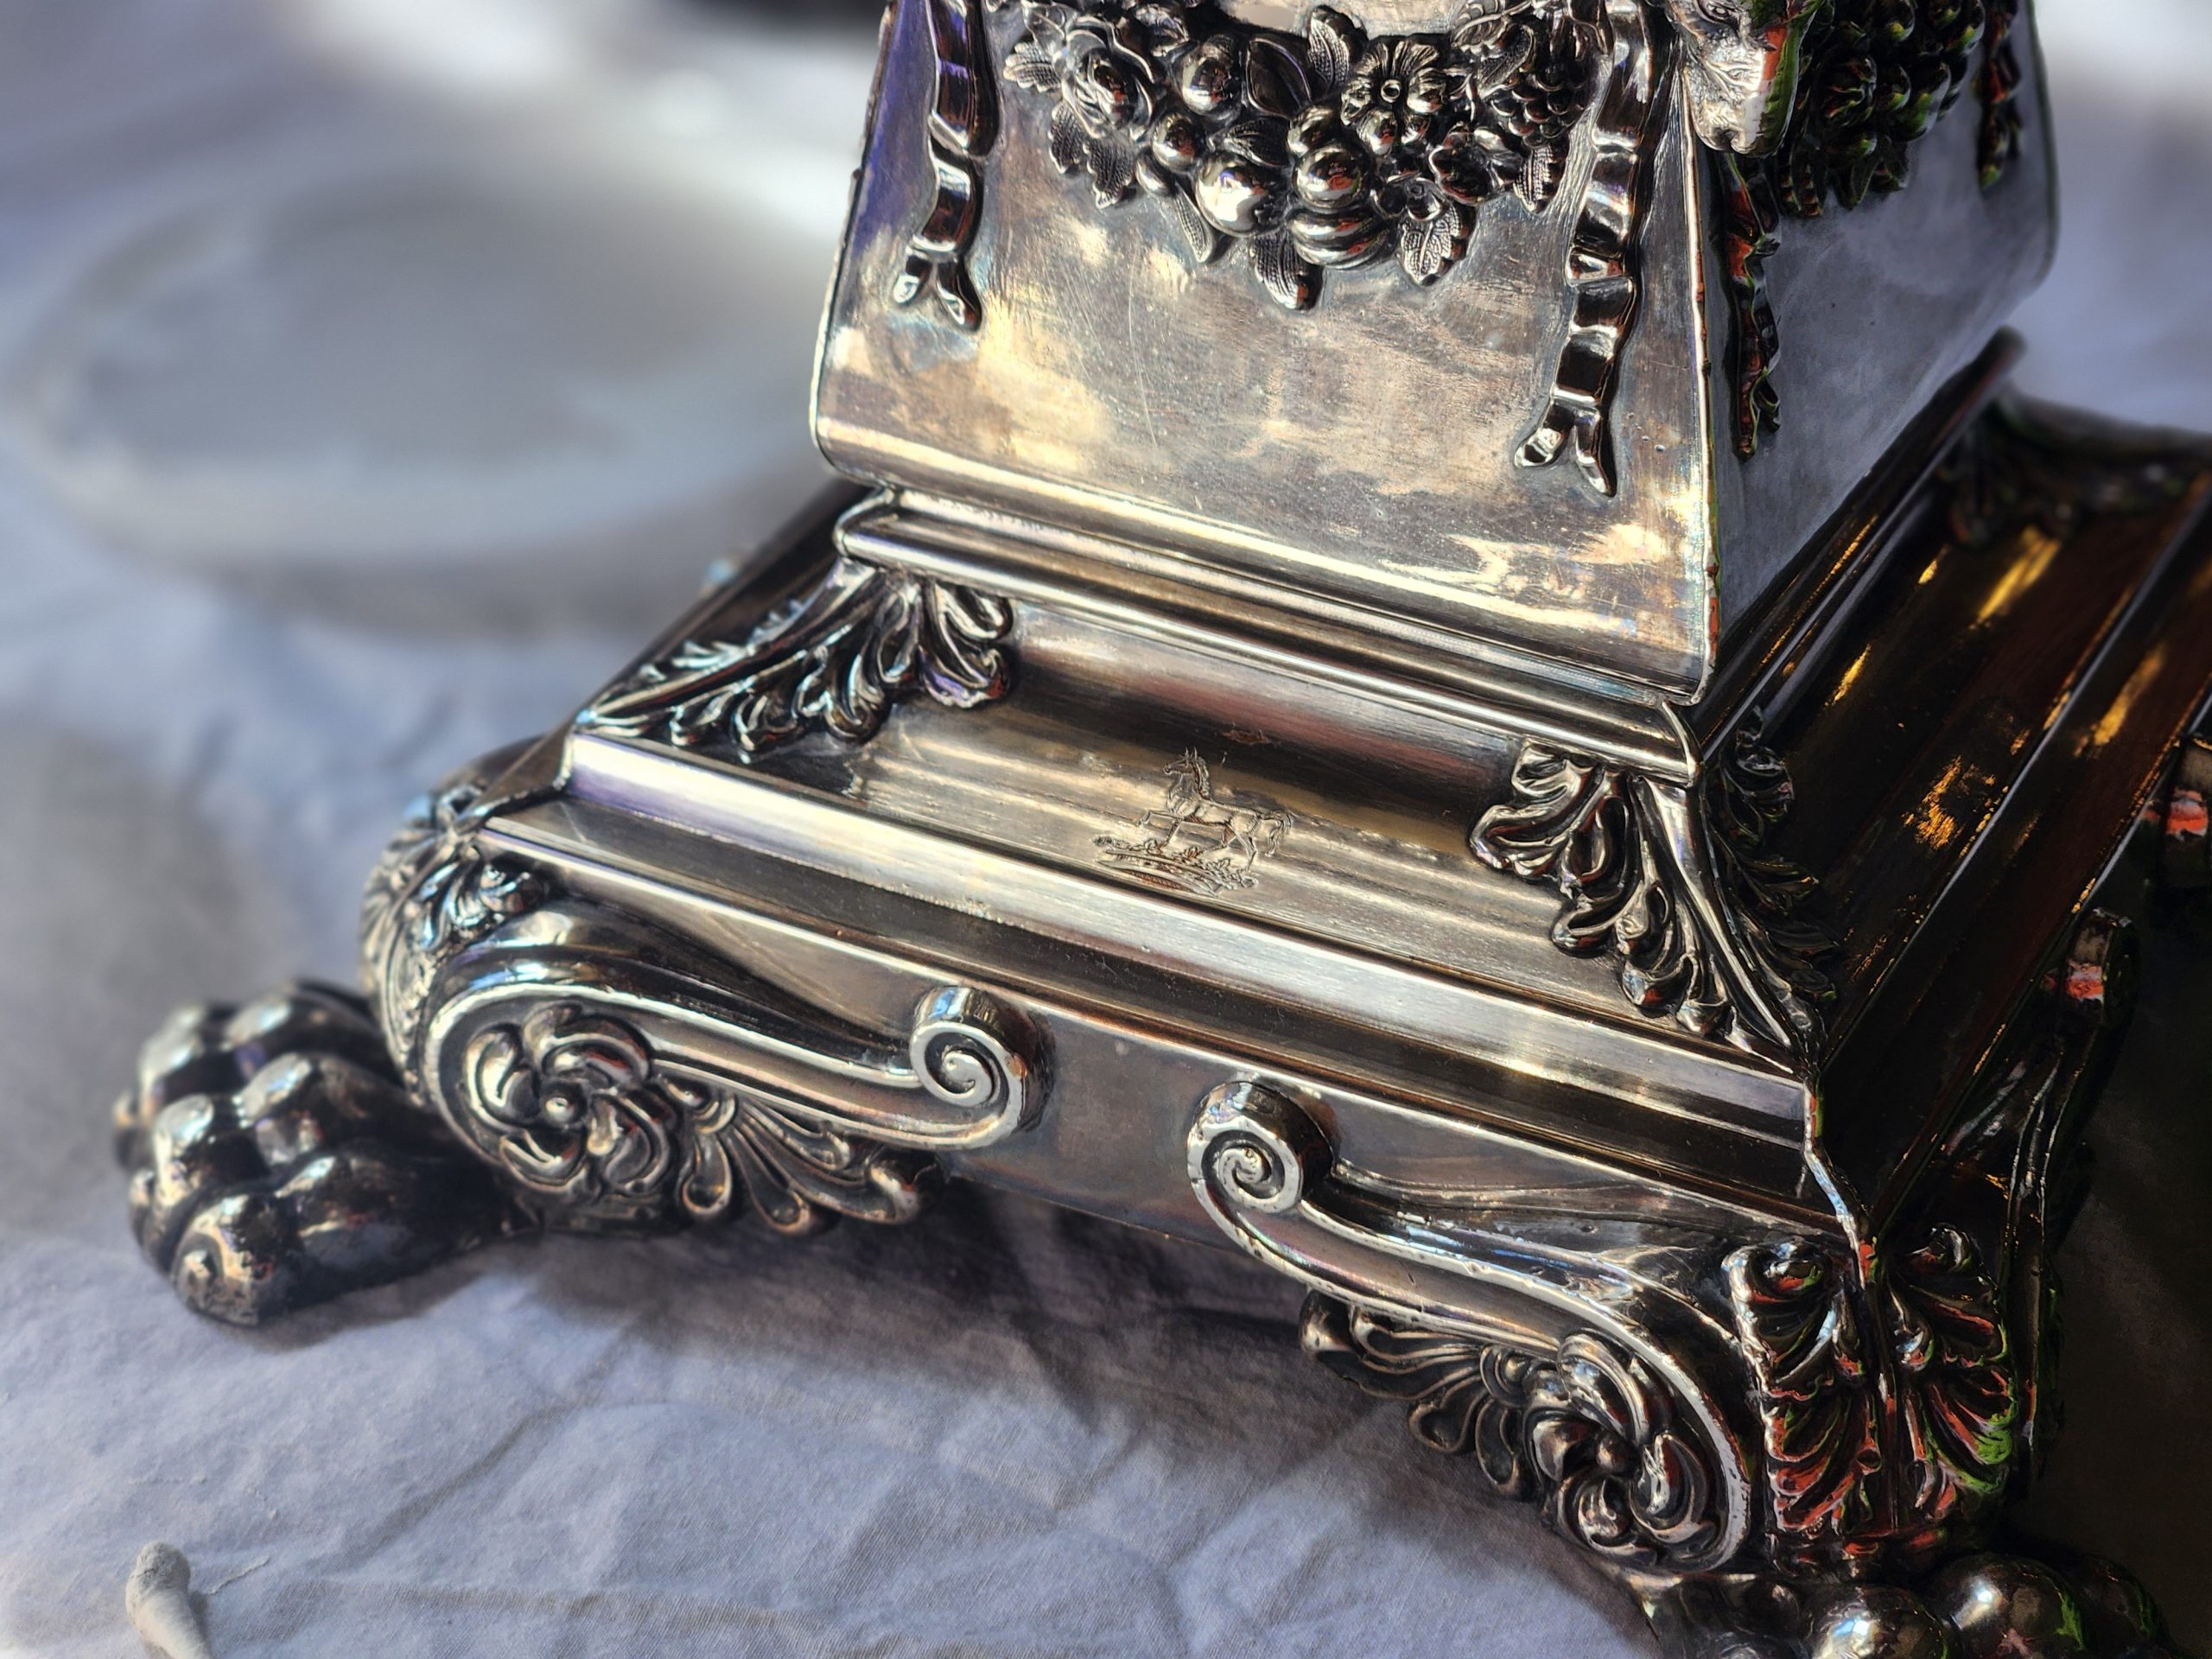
[994,0,1601,307]
[951,0,2026,492]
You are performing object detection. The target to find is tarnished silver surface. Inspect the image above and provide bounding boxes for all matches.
[106,1,2212,1653]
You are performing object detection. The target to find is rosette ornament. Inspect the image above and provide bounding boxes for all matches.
[1001,1,1194,206]
[458,1005,941,1235]
[1341,39,1449,157]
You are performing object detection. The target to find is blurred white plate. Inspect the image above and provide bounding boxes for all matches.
[0,3,875,620]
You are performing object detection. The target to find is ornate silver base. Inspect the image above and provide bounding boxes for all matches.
[1313,1290,2188,1659]
[112,397,2212,1656]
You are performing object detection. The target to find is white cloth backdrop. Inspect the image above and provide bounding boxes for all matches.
[1,3,2208,1655]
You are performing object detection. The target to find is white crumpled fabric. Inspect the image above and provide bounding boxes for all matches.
[1,3,2208,1656]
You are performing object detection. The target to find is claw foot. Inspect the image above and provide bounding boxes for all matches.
[115,983,513,1325]
[1649,1548,2191,1659]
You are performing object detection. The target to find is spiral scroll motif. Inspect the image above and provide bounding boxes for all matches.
[909,985,1046,1136]
[580,557,1013,766]
[1471,723,1835,1062]
[1187,1081,1331,1218]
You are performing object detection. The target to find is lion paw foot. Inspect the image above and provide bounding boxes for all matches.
[116,983,513,1325]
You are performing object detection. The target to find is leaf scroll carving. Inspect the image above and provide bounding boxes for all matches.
[361,774,551,1094]
[1302,1294,1726,1570]
[581,556,1014,765]
[1471,723,1835,1060]
[1726,1226,2019,1570]
[458,1004,944,1236]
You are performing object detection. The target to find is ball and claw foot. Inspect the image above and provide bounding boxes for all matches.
[1650,1548,2192,1659]
[114,983,515,1325]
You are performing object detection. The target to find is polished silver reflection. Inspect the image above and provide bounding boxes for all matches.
[105,3,2212,1656]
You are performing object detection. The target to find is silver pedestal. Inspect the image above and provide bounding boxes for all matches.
[114,3,2211,1654]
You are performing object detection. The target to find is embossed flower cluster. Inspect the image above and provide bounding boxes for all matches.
[995,0,1600,308]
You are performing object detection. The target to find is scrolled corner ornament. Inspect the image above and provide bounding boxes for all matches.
[1471,721,1836,1060]
[453,1003,944,1236]
[580,556,1014,765]
[418,916,1051,1189]
[1722,1236,1885,1554]
[359,771,551,1091]
[1300,1294,1729,1571]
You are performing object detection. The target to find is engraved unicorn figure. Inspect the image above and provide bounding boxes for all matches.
[1095,752,1290,895]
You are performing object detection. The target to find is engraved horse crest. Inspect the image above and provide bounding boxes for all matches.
[1096,751,1290,894]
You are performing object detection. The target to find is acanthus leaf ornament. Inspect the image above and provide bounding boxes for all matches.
[360,771,551,1093]
[104,4,2212,1648]
[1471,721,1836,1058]
[1301,1294,1725,1570]
[1724,1236,1885,1553]
[1885,1226,2023,1539]
[581,556,1014,765]
[1726,1226,2020,1569]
